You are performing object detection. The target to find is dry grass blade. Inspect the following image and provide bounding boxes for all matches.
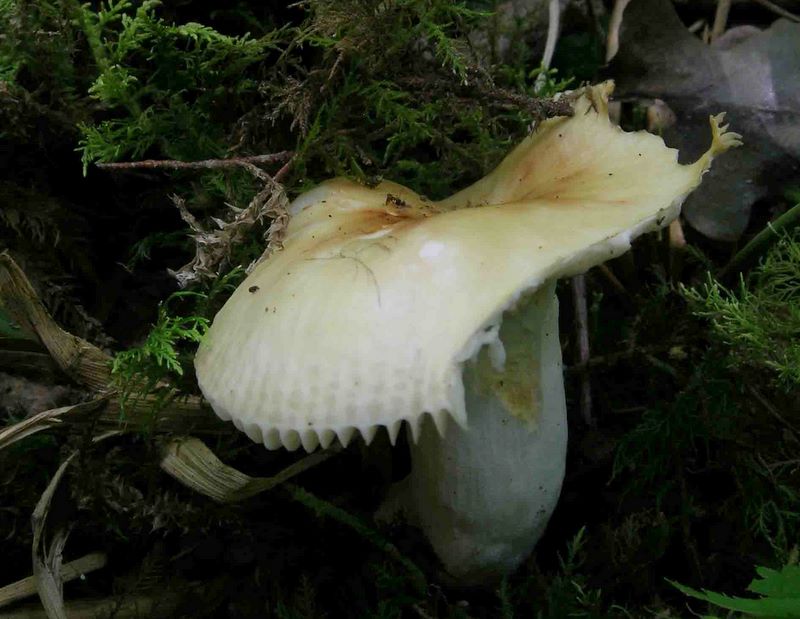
[541,0,561,70]
[0,552,107,610]
[160,437,340,503]
[752,0,800,21]
[0,397,109,451]
[0,252,112,391]
[31,453,78,619]
[0,394,227,452]
[606,0,633,62]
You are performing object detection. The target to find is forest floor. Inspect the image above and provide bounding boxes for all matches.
[1,0,799,617]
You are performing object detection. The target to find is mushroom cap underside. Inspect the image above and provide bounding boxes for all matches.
[194,82,741,452]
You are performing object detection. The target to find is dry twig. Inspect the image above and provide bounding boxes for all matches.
[688,19,707,34]
[668,218,688,280]
[169,155,296,287]
[541,0,561,70]
[566,345,669,374]
[571,274,594,426]
[0,253,226,446]
[94,150,298,288]
[95,151,294,172]
[752,0,800,21]
[606,0,633,62]
[0,553,106,610]
[711,0,732,40]
[598,264,628,296]
[397,76,575,120]
[748,385,800,441]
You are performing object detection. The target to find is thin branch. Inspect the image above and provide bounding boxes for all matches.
[566,346,668,374]
[412,604,436,619]
[606,0,633,62]
[272,152,297,184]
[397,76,575,120]
[688,19,707,34]
[95,151,295,172]
[533,0,562,93]
[571,274,594,426]
[598,264,628,296]
[669,218,688,280]
[702,22,712,44]
[669,219,687,249]
[0,553,106,610]
[489,86,575,117]
[586,0,609,42]
[751,0,800,21]
[711,0,732,41]
[766,458,800,471]
[541,0,561,70]
[286,483,428,596]
[748,385,800,440]
[719,200,800,282]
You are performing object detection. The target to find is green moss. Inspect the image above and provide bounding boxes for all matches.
[68,0,570,197]
[76,0,284,170]
[684,230,800,391]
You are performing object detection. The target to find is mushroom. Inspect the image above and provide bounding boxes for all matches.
[194,82,740,583]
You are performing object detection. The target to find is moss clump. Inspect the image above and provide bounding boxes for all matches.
[684,230,800,391]
[72,0,571,199]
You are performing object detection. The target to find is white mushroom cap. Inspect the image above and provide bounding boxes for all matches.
[194,82,740,451]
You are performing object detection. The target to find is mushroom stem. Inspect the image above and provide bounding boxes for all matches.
[401,283,567,583]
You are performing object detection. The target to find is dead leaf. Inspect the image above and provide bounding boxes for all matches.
[0,252,112,390]
[31,454,77,619]
[160,437,339,503]
[0,254,227,444]
[609,0,800,241]
[0,398,108,451]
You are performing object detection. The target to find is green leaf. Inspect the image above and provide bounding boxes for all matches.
[749,566,800,599]
[669,564,800,618]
